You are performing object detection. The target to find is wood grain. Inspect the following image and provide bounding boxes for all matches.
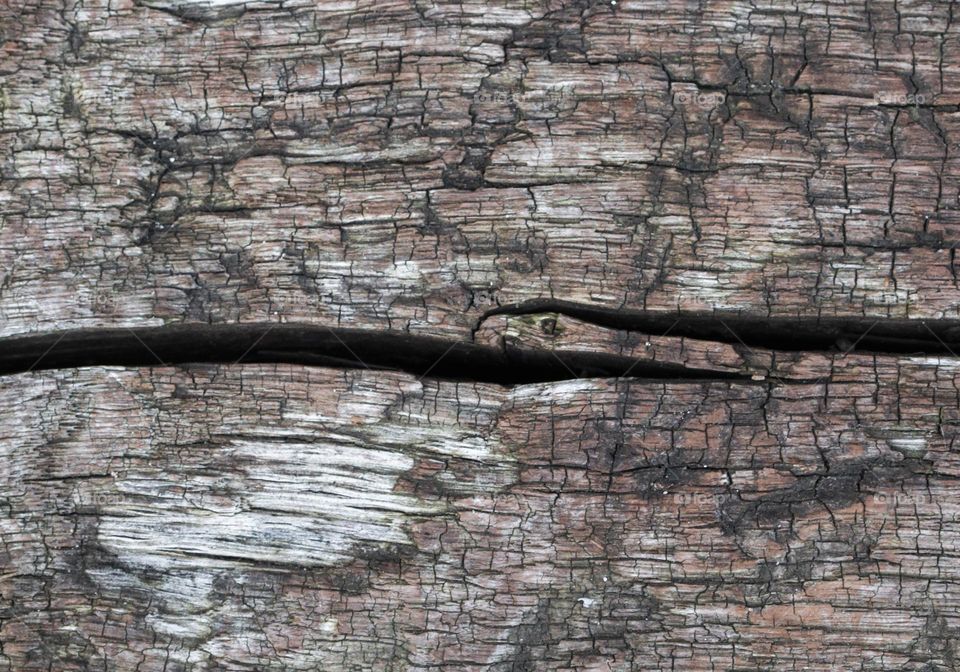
[3,0,960,669]
[2,0,960,339]
[2,354,958,670]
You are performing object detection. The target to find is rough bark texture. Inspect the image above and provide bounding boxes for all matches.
[3,0,960,670]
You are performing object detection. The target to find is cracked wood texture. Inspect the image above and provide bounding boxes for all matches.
[4,0,960,670]
[4,353,960,670]
[3,0,960,337]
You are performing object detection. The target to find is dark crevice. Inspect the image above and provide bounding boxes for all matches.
[0,324,751,385]
[477,300,960,355]
[134,0,247,23]
[5,305,960,384]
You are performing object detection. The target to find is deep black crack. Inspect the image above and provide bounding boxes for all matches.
[0,324,750,384]
[5,306,960,383]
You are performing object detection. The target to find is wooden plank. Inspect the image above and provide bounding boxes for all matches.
[1,350,959,670]
[2,1,960,339]
[4,0,960,669]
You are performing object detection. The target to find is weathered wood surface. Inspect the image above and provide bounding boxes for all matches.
[4,0,960,670]
[3,348,960,671]
[3,0,960,338]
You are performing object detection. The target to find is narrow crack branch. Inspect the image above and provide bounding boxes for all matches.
[477,300,960,355]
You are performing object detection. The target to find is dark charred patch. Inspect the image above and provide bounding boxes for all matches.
[442,146,491,190]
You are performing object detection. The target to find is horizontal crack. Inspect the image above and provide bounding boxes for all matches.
[0,324,753,384]
[5,305,959,384]
[476,300,960,355]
